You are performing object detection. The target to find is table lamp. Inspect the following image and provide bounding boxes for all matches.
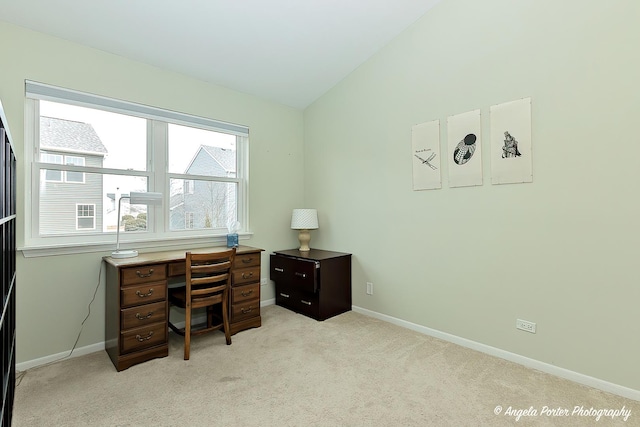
[291,209,319,251]
[112,191,163,258]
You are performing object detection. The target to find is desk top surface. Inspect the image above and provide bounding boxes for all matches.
[103,245,263,268]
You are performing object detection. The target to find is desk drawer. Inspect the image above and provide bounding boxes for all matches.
[234,253,260,269]
[232,282,259,304]
[121,301,166,330]
[233,266,260,285]
[121,282,166,308]
[121,322,167,354]
[231,301,260,323]
[121,264,167,286]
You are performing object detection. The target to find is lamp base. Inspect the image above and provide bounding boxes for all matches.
[298,229,311,252]
[112,249,139,259]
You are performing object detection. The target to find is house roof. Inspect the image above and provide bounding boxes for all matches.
[40,116,108,156]
[199,145,236,173]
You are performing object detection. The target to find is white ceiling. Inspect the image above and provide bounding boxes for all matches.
[0,0,442,109]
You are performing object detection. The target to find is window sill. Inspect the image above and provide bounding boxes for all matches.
[19,232,254,258]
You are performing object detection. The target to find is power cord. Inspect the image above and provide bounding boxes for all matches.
[16,261,103,387]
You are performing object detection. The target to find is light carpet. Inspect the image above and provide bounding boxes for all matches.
[13,305,639,426]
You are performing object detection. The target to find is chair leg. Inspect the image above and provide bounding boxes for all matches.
[184,304,191,360]
[222,290,231,345]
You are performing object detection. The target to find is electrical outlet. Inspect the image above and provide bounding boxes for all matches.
[516,319,536,334]
[366,282,373,295]
[260,278,268,286]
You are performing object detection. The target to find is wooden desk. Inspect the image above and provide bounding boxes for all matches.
[104,245,263,371]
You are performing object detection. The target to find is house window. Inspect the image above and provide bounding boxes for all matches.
[40,152,63,182]
[76,204,95,230]
[25,81,249,252]
[65,156,85,183]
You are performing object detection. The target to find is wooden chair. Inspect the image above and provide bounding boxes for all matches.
[168,248,236,360]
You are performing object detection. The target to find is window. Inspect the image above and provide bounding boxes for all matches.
[185,212,194,229]
[76,204,95,230]
[64,156,85,183]
[24,81,249,253]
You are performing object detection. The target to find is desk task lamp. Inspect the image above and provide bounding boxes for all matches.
[112,192,163,259]
[291,209,319,252]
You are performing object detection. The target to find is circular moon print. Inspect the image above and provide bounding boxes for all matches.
[453,133,477,165]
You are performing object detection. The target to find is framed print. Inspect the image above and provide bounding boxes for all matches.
[490,97,532,184]
[411,120,441,190]
[447,109,482,188]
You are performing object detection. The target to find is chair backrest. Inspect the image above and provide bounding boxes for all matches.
[186,248,236,303]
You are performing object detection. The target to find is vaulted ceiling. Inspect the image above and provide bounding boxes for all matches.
[0,0,442,108]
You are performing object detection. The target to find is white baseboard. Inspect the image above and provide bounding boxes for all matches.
[16,342,105,372]
[352,305,640,401]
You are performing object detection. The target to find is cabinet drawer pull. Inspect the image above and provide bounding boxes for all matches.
[279,293,290,298]
[241,272,254,279]
[295,272,307,278]
[242,258,253,264]
[136,269,154,278]
[274,267,284,272]
[136,289,154,298]
[135,331,154,342]
[241,289,254,297]
[135,311,154,320]
[301,300,312,306]
[241,306,254,314]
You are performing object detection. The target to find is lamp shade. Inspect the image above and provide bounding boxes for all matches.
[291,209,318,230]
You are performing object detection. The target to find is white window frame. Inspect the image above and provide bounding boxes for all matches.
[76,203,96,230]
[21,81,251,257]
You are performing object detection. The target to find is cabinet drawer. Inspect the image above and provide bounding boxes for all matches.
[270,255,318,293]
[232,282,259,304]
[231,301,260,323]
[234,253,261,269]
[121,281,166,308]
[276,287,319,319]
[121,301,166,330]
[121,322,167,354]
[121,264,167,286]
[233,266,260,285]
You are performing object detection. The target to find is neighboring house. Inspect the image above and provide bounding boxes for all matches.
[39,116,108,235]
[170,145,236,230]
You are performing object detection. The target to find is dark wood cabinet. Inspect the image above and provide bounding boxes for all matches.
[0,101,17,427]
[270,249,351,321]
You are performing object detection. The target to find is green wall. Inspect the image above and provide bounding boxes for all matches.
[304,0,640,391]
[0,21,305,364]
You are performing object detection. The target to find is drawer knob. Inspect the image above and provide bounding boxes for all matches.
[136,289,154,298]
[241,306,254,314]
[136,269,154,278]
[279,293,290,298]
[242,258,253,264]
[135,311,154,320]
[241,272,254,279]
[241,289,253,297]
[274,268,284,272]
[135,331,154,342]
[295,272,307,278]
[301,300,312,306]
